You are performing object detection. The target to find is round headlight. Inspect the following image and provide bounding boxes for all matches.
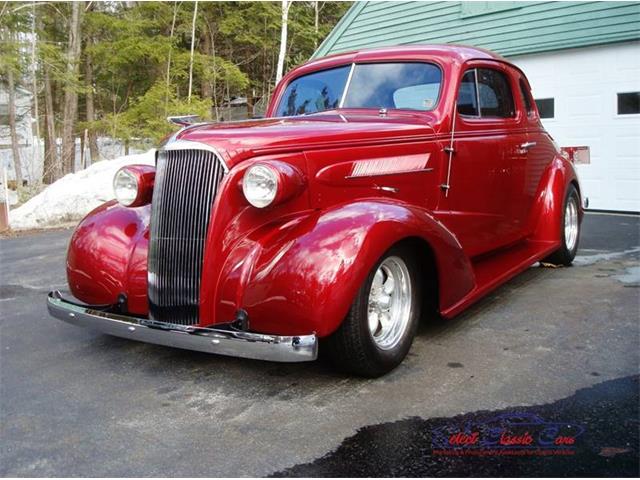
[242,164,279,208]
[113,168,138,206]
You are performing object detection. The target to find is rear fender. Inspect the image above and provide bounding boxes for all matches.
[528,156,582,242]
[214,200,475,337]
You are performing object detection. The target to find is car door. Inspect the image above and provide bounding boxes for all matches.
[436,62,528,258]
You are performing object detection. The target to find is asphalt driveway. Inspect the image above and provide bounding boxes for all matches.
[1,212,638,476]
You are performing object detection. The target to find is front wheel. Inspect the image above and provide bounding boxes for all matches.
[544,184,581,266]
[325,245,422,377]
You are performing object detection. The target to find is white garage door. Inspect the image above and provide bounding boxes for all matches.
[512,41,640,212]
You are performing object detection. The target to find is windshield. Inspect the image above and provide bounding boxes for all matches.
[275,62,442,117]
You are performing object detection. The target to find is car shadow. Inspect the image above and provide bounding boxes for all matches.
[83,264,555,401]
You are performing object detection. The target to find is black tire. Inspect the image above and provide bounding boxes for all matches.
[544,184,581,266]
[325,244,422,377]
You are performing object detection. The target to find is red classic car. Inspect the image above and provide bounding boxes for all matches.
[47,45,583,377]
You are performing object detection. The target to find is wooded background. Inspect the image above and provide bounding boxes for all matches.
[0,1,350,187]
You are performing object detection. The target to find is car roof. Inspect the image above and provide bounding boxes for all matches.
[310,44,506,66]
[288,44,525,85]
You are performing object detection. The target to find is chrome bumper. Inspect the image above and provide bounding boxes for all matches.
[47,291,317,362]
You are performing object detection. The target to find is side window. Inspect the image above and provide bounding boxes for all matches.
[519,79,534,114]
[457,70,479,116]
[457,68,515,118]
[477,69,515,118]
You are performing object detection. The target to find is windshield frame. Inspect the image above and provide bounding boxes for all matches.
[274,60,444,117]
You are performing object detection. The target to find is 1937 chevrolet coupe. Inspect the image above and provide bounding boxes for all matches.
[47,45,583,377]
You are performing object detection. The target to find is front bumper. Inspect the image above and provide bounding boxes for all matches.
[47,291,317,362]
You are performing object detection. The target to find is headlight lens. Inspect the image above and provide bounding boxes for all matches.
[242,164,279,208]
[113,168,138,206]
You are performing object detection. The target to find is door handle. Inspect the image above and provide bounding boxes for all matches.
[519,141,537,151]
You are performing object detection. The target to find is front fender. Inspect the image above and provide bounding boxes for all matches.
[66,200,150,315]
[214,200,475,337]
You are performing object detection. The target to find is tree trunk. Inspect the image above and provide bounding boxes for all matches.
[85,43,99,163]
[314,2,319,49]
[43,63,59,184]
[187,0,198,103]
[275,0,290,85]
[7,68,23,187]
[201,25,212,103]
[30,2,41,186]
[165,0,178,115]
[211,26,219,121]
[61,1,82,174]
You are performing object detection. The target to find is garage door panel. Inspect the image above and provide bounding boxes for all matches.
[513,41,640,212]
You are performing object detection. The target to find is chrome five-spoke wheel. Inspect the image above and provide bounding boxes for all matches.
[367,256,413,350]
[326,245,422,377]
[544,184,581,266]
[564,196,579,253]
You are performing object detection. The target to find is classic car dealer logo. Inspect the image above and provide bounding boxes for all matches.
[431,413,585,456]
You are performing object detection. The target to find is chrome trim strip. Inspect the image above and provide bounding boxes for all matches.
[162,140,229,173]
[338,63,356,109]
[47,292,318,363]
[473,68,481,118]
[344,168,434,180]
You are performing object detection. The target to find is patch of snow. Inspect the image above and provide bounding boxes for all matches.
[573,247,640,266]
[615,265,640,285]
[8,150,155,230]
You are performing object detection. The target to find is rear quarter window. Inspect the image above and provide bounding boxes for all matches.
[457,67,516,118]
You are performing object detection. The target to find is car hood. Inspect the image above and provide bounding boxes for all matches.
[175,111,438,167]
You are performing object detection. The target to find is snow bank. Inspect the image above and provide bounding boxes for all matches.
[9,150,156,230]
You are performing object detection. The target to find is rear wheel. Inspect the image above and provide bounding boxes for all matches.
[325,245,422,377]
[544,184,581,266]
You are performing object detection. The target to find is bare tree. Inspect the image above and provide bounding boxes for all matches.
[314,1,319,49]
[60,1,82,174]
[30,1,41,184]
[187,0,198,103]
[275,0,291,85]
[200,24,212,103]
[85,40,98,163]
[165,0,178,114]
[43,62,59,183]
[7,67,23,187]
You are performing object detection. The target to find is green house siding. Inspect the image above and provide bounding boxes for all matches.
[313,1,640,58]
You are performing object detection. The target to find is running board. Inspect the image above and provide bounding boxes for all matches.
[441,240,559,318]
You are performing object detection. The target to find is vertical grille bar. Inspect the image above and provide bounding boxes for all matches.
[148,149,225,325]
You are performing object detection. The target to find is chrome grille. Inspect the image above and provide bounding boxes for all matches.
[148,149,225,325]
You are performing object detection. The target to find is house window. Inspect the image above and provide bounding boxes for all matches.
[617,92,640,115]
[457,68,515,118]
[535,98,554,119]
